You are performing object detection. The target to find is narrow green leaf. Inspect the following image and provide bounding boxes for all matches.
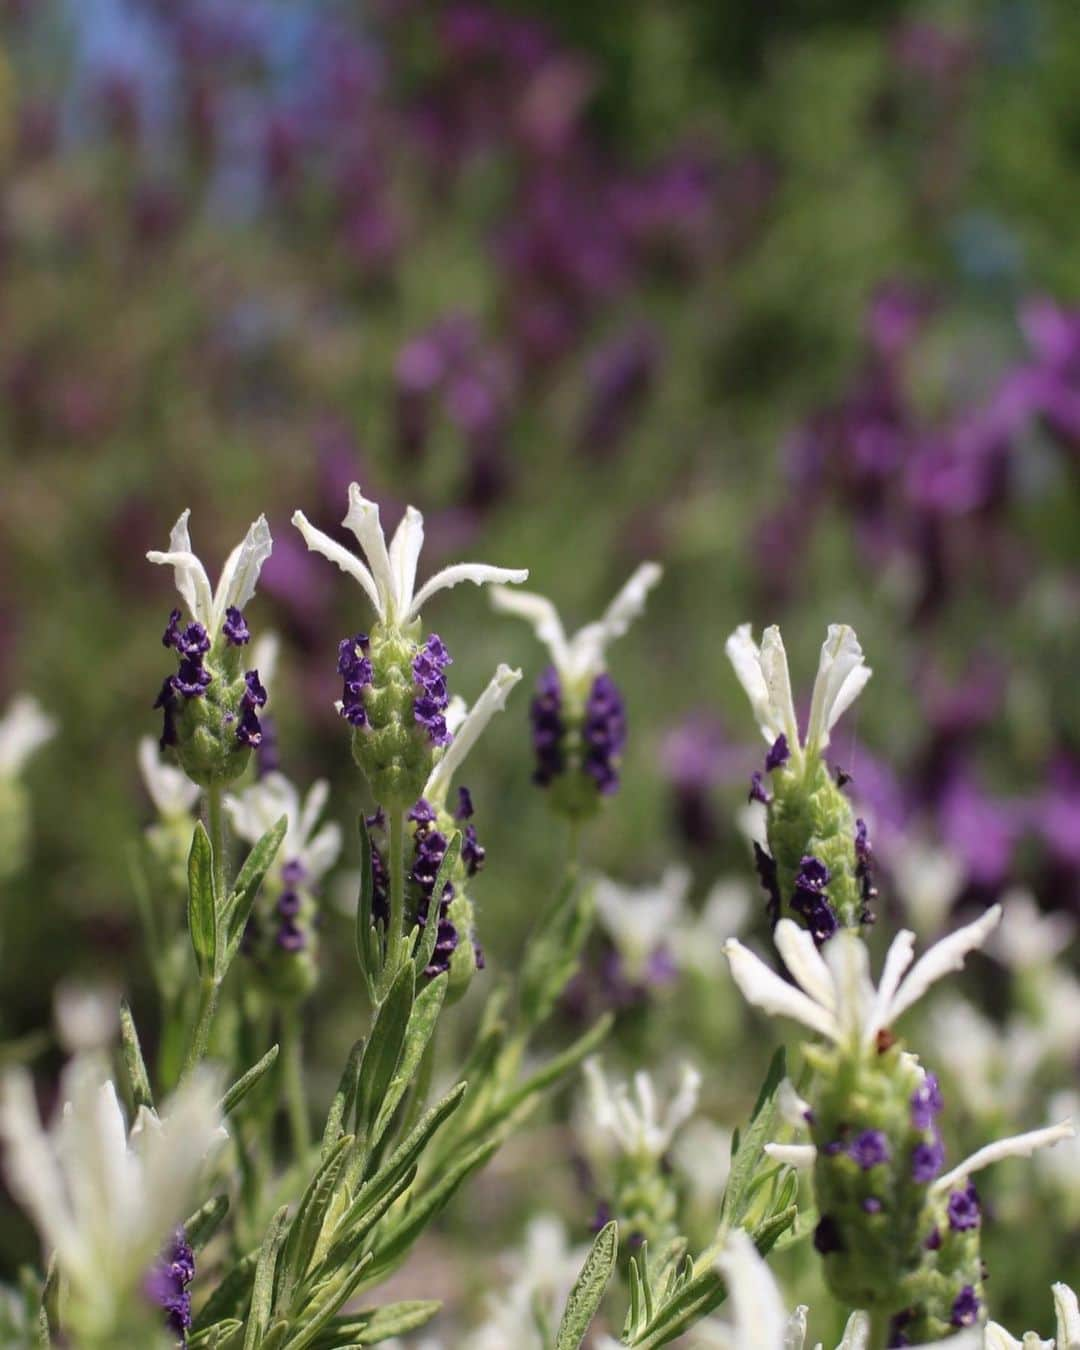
[353,961,414,1147]
[192,1250,258,1332]
[119,999,154,1112]
[243,1208,290,1350]
[183,1194,230,1251]
[279,1134,355,1302]
[319,1164,417,1278]
[261,1322,290,1350]
[554,1220,618,1350]
[222,1045,280,1116]
[224,815,288,963]
[334,1082,466,1237]
[306,1300,440,1347]
[370,975,445,1153]
[322,1040,363,1160]
[187,821,217,979]
[519,875,594,1027]
[412,833,460,979]
[362,1139,497,1283]
[719,1046,786,1228]
[187,1321,243,1350]
[281,1253,373,1350]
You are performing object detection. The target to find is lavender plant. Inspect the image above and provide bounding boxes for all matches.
[0,498,1075,1350]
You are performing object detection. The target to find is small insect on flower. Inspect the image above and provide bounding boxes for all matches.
[147,510,273,787]
[490,561,661,819]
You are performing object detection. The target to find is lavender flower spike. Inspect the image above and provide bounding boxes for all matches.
[147,509,272,642]
[292,484,528,626]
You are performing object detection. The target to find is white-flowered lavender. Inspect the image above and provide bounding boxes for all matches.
[593,865,692,986]
[225,772,343,998]
[0,694,56,880]
[365,664,521,998]
[984,1281,1080,1350]
[582,1057,700,1250]
[293,484,526,809]
[490,562,661,819]
[147,510,273,787]
[726,623,875,941]
[723,908,1075,1342]
[0,1055,224,1346]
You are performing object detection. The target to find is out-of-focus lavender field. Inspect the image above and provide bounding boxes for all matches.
[1,0,1077,1338]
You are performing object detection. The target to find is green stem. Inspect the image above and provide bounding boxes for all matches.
[182,977,219,1078]
[206,785,228,911]
[867,1308,892,1350]
[385,806,407,983]
[280,1013,311,1159]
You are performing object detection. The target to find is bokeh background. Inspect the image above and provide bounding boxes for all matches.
[2,0,1078,1340]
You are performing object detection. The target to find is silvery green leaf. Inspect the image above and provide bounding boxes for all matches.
[187,821,217,979]
[332,1082,467,1240]
[553,1219,618,1350]
[306,1299,441,1347]
[281,1252,373,1350]
[119,998,154,1112]
[243,1207,290,1350]
[719,1047,786,1228]
[322,1041,363,1160]
[188,1321,243,1349]
[193,1250,259,1333]
[518,875,594,1028]
[412,832,460,979]
[318,1165,417,1281]
[370,974,446,1153]
[362,1139,498,1284]
[279,1135,355,1304]
[353,962,414,1152]
[224,815,288,966]
[222,1045,280,1116]
[184,1194,230,1251]
[261,1322,290,1350]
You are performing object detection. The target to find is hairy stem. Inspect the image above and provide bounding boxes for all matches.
[385,806,407,983]
[281,1013,311,1159]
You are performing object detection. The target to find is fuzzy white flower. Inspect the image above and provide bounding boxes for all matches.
[724,906,1004,1053]
[886,836,966,938]
[53,982,120,1055]
[985,1281,1080,1350]
[490,562,662,693]
[226,772,341,882]
[672,1116,734,1208]
[1036,1091,1080,1216]
[462,1215,588,1350]
[927,997,1040,1120]
[147,509,272,639]
[138,736,200,820]
[0,695,56,777]
[422,663,522,808]
[725,623,871,761]
[0,1056,224,1337]
[583,1057,700,1160]
[986,889,1076,970]
[593,866,691,981]
[293,484,527,626]
[701,1229,977,1350]
[675,878,754,973]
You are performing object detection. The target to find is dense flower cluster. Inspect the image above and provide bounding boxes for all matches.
[412,635,454,748]
[145,1229,195,1340]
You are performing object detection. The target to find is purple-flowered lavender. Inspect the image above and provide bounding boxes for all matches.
[225,772,342,1000]
[491,562,661,821]
[726,623,874,939]
[145,1229,194,1341]
[293,484,527,810]
[147,511,273,788]
[725,905,1075,1339]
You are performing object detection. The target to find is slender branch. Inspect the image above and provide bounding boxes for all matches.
[280,1013,312,1159]
[182,978,220,1079]
[867,1308,892,1350]
[206,785,229,913]
[385,805,407,983]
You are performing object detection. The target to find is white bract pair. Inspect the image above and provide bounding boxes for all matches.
[0,1057,224,1339]
[293,483,528,626]
[726,623,872,763]
[147,509,273,641]
[0,695,56,779]
[226,773,342,882]
[490,562,662,693]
